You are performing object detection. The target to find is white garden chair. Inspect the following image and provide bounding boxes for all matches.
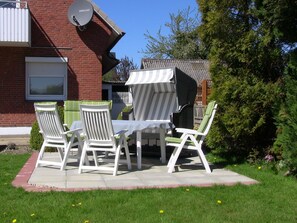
[165,101,218,173]
[79,104,131,176]
[34,103,83,170]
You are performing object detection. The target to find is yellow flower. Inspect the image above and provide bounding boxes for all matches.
[72,204,76,207]
[159,210,164,214]
[31,213,35,217]
[186,188,190,192]
[258,166,262,170]
[84,220,90,223]
[12,219,17,223]
[78,202,82,206]
[217,200,222,204]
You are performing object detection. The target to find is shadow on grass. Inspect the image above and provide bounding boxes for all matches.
[204,145,250,169]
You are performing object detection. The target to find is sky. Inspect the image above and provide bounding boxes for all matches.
[94,0,198,66]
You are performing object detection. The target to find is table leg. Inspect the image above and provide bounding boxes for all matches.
[136,131,142,169]
[159,128,166,164]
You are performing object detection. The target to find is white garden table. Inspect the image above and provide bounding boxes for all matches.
[71,119,171,169]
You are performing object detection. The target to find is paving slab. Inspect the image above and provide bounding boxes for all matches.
[13,152,258,192]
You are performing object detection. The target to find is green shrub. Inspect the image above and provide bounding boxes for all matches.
[206,74,279,160]
[274,51,297,175]
[117,105,133,120]
[198,0,285,163]
[57,105,64,123]
[30,120,43,151]
[30,105,64,150]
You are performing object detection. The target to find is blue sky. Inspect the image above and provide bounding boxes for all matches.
[94,0,198,66]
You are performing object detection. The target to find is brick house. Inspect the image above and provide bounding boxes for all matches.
[0,0,124,127]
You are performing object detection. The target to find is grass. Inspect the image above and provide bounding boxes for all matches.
[0,154,297,223]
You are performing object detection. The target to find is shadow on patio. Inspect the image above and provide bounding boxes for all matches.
[12,150,258,192]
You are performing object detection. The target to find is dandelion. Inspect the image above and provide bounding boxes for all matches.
[233,164,237,167]
[258,166,262,170]
[159,210,164,214]
[12,219,17,223]
[84,220,90,223]
[186,188,190,192]
[217,200,222,204]
[31,213,36,217]
[72,202,82,207]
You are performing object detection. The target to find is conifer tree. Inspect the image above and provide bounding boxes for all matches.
[197,0,285,157]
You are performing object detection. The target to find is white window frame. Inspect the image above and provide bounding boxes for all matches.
[25,57,68,101]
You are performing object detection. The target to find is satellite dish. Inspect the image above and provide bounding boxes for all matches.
[68,0,93,31]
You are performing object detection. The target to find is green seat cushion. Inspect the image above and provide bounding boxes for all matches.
[64,100,112,127]
[64,100,81,111]
[165,136,195,146]
[81,100,112,110]
[34,101,57,106]
[197,114,210,132]
[64,111,80,128]
[166,100,216,147]
[197,100,216,132]
[64,100,112,111]
[205,100,216,116]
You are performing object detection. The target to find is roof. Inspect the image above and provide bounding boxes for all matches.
[89,0,125,74]
[102,80,126,85]
[141,59,210,86]
[90,1,125,48]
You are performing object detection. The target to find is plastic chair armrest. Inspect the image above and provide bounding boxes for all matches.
[63,128,82,135]
[175,128,205,136]
[114,129,128,137]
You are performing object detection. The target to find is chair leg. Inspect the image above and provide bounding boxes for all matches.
[84,152,90,166]
[113,146,121,176]
[196,145,211,173]
[167,149,176,167]
[35,142,46,168]
[61,143,71,171]
[57,147,64,161]
[76,133,83,163]
[168,144,184,173]
[78,145,87,174]
[123,139,131,170]
[93,151,99,166]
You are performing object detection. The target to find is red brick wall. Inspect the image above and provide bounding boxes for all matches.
[0,0,113,127]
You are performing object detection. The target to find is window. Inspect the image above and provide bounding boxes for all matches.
[26,57,68,101]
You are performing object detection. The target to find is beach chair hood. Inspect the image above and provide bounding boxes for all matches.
[126,67,197,124]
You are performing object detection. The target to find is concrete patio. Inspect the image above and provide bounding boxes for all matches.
[13,151,258,192]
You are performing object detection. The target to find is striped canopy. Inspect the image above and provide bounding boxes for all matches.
[125,68,174,85]
[126,67,197,121]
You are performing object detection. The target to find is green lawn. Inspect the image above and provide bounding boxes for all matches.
[0,154,296,223]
